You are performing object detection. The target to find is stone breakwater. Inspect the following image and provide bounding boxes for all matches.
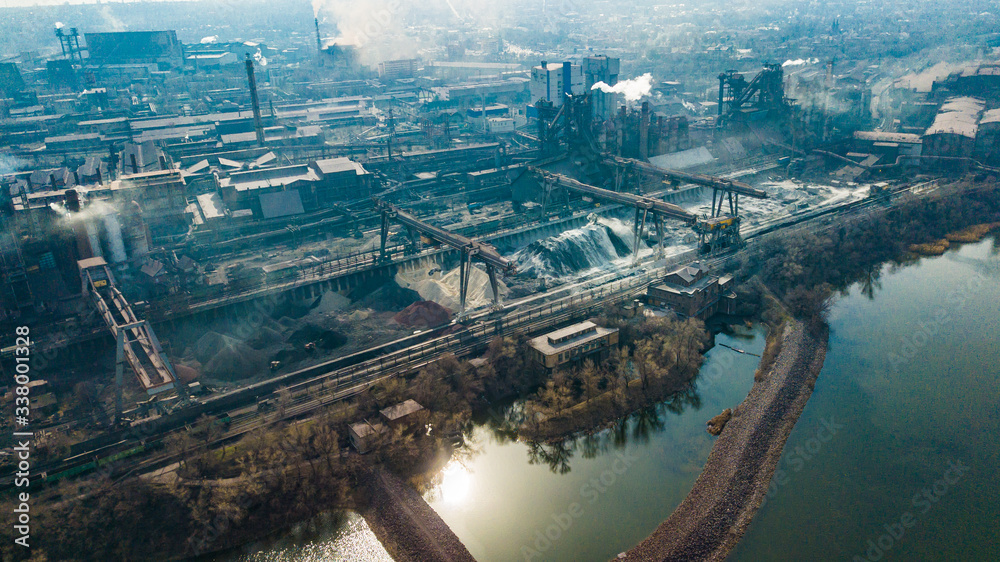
[361,467,477,562]
[619,320,829,561]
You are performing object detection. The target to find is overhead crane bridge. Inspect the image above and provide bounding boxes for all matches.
[78,258,180,423]
[604,157,769,252]
[532,168,695,264]
[534,164,768,256]
[376,200,516,316]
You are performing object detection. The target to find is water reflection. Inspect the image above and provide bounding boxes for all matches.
[422,324,765,562]
[219,511,392,562]
[858,262,883,300]
[436,460,472,505]
[526,439,574,474]
[476,349,730,475]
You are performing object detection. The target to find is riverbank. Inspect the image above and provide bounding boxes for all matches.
[619,318,828,561]
[361,467,476,562]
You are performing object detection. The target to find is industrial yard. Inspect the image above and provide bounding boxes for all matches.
[1,0,1000,560]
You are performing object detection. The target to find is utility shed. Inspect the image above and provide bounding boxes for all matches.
[379,399,425,427]
[349,420,388,453]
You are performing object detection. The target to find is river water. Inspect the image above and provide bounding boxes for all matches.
[731,236,1000,561]
[230,235,1000,562]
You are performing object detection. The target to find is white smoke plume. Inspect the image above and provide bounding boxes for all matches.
[311,0,506,65]
[253,49,268,67]
[0,153,23,176]
[591,73,653,103]
[200,36,219,44]
[99,6,126,32]
[782,58,819,67]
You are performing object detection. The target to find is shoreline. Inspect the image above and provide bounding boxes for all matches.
[360,467,477,562]
[618,318,829,561]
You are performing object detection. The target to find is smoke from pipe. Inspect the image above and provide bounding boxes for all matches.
[591,73,653,103]
[782,58,819,67]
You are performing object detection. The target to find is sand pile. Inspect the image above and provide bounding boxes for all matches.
[247,324,284,350]
[393,301,452,328]
[310,291,351,315]
[395,265,508,312]
[173,363,200,383]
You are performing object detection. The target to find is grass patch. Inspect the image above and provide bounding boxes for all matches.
[945,222,1000,243]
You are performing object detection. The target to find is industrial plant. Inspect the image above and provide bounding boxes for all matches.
[1,0,999,560]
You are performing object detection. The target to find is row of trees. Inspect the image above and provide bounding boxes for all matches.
[724,179,1000,339]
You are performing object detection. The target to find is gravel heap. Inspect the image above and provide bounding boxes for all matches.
[361,467,476,562]
[393,301,453,328]
[619,320,829,561]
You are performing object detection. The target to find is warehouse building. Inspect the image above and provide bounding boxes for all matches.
[646,263,735,320]
[922,96,985,159]
[527,320,619,370]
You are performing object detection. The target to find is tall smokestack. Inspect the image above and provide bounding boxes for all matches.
[315,18,322,55]
[245,54,265,147]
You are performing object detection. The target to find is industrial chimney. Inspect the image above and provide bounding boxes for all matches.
[245,54,265,147]
[315,18,322,55]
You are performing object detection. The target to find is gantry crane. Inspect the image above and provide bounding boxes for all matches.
[78,258,180,424]
[376,200,516,315]
[532,169,697,264]
[604,157,769,252]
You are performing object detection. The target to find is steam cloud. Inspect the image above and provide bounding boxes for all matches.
[591,73,653,103]
[253,49,268,67]
[782,58,819,67]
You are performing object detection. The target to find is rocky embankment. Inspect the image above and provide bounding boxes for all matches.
[618,319,828,561]
[361,467,476,562]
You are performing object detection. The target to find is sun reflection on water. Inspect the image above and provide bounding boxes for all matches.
[436,460,473,505]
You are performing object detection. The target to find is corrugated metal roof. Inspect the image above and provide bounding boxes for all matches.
[258,190,304,219]
[924,96,984,139]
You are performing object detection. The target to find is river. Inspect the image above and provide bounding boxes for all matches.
[731,236,1000,561]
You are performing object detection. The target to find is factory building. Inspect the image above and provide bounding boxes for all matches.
[922,97,985,160]
[84,31,184,69]
[218,157,371,219]
[527,320,619,371]
[852,131,923,166]
[529,61,584,109]
[110,170,188,237]
[378,59,420,80]
[975,109,1000,164]
[646,263,735,320]
[0,63,25,97]
[934,62,1000,97]
[185,52,239,69]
